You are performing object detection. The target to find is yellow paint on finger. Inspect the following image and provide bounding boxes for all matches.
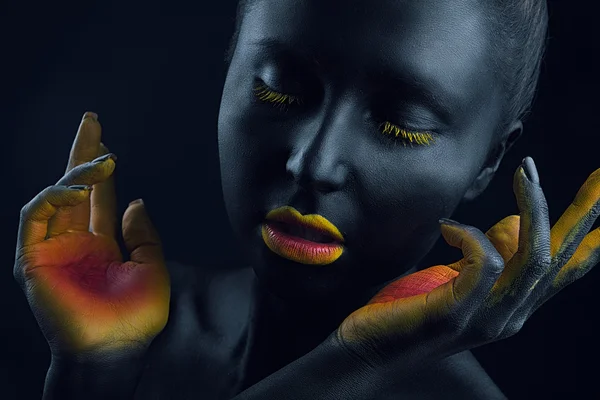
[550,168,600,259]
[485,166,549,307]
[529,278,541,291]
[485,215,520,263]
[484,215,525,307]
[67,115,102,171]
[553,225,600,288]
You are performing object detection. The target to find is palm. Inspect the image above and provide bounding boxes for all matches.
[22,231,169,352]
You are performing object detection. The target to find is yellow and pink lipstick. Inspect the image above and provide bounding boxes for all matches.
[261,206,345,265]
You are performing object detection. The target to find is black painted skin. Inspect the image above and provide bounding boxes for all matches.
[27,0,541,398]
[142,0,515,397]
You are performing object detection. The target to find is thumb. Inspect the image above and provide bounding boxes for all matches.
[122,199,164,265]
[437,219,504,306]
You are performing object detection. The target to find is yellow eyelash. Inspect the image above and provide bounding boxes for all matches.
[253,84,302,106]
[380,121,434,146]
[252,85,433,147]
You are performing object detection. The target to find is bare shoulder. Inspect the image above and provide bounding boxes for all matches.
[134,261,255,399]
[164,260,255,335]
[385,351,507,400]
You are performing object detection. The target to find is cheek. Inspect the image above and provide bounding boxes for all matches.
[358,153,475,221]
[350,150,480,266]
[218,101,288,237]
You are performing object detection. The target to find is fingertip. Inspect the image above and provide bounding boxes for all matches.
[439,219,466,239]
[129,198,144,207]
[521,157,539,184]
[439,218,461,226]
[439,220,468,250]
[512,165,530,201]
[92,153,118,164]
[82,111,98,122]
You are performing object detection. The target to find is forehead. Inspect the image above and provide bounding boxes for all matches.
[238,0,498,112]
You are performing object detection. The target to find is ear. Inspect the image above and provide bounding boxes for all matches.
[462,120,523,202]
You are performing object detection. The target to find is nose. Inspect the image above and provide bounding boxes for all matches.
[285,111,351,194]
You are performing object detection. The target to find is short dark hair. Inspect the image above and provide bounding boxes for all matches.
[224,0,549,125]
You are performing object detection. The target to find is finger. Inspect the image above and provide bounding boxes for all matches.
[485,215,520,263]
[426,219,504,318]
[17,185,93,250]
[47,112,102,235]
[66,112,102,172]
[47,154,117,235]
[550,168,600,266]
[65,112,102,228]
[499,158,551,301]
[482,215,524,307]
[90,143,118,237]
[533,225,600,307]
[518,169,600,319]
[122,199,164,265]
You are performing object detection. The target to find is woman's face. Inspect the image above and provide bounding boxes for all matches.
[218,0,511,299]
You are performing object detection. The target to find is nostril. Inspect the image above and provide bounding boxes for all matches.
[286,150,348,193]
[292,174,337,194]
[310,180,338,193]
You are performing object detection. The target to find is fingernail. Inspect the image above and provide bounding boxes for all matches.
[69,185,93,191]
[521,157,539,184]
[439,218,460,226]
[92,153,117,163]
[129,198,144,206]
[82,111,98,121]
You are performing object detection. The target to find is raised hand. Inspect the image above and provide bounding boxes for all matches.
[337,157,600,371]
[14,112,170,362]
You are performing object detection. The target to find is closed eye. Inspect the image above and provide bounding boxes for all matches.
[253,81,303,111]
[379,121,435,147]
[252,81,435,147]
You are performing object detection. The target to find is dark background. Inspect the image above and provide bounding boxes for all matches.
[1,1,598,399]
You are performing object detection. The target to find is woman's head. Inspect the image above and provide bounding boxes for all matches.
[217,0,548,300]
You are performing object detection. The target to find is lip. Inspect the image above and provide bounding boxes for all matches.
[261,206,345,265]
[264,206,345,243]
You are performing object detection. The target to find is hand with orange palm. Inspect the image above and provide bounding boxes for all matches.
[338,157,600,373]
[14,113,170,398]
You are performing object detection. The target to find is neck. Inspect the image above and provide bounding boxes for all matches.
[236,262,420,392]
[238,268,415,390]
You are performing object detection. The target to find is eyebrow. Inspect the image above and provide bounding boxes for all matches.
[249,38,456,123]
[366,67,456,124]
[249,38,323,70]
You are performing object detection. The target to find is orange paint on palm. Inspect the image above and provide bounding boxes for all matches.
[368,265,459,304]
[24,233,169,352]
[340,293,430,342]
